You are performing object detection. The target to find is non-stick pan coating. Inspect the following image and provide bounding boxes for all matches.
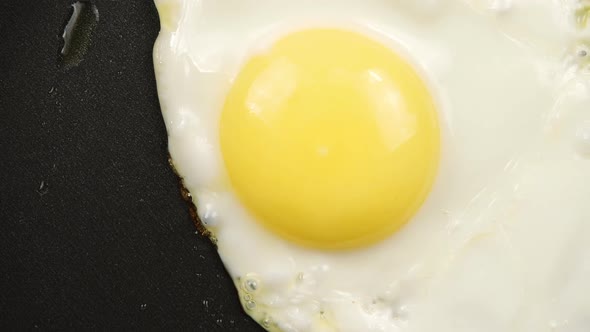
[0,1,262,330]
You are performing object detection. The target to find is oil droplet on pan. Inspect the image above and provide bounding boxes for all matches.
[60,1,99,69]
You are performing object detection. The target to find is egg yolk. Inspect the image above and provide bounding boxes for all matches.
[220,28,440,249]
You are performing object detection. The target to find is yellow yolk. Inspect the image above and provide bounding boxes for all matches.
[220,28,440,249]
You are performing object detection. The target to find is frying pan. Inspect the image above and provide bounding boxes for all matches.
[0,0,262,330]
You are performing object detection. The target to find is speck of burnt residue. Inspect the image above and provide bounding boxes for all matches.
[60,1,99,69]
[168,156,216,243]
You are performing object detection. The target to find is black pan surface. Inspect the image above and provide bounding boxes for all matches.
[0,1,262,330]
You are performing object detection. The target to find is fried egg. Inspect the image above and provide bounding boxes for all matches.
[153,0,590,331]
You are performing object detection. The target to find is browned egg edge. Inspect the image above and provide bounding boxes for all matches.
[167,155,218,245]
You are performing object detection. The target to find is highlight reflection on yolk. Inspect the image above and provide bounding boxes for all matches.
[220,28,440,249]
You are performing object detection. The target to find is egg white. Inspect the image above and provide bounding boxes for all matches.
[153,0,590,331]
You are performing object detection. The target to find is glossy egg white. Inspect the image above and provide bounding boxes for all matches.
[153,0,590,331]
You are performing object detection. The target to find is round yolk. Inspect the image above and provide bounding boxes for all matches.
[220,28,440,249]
